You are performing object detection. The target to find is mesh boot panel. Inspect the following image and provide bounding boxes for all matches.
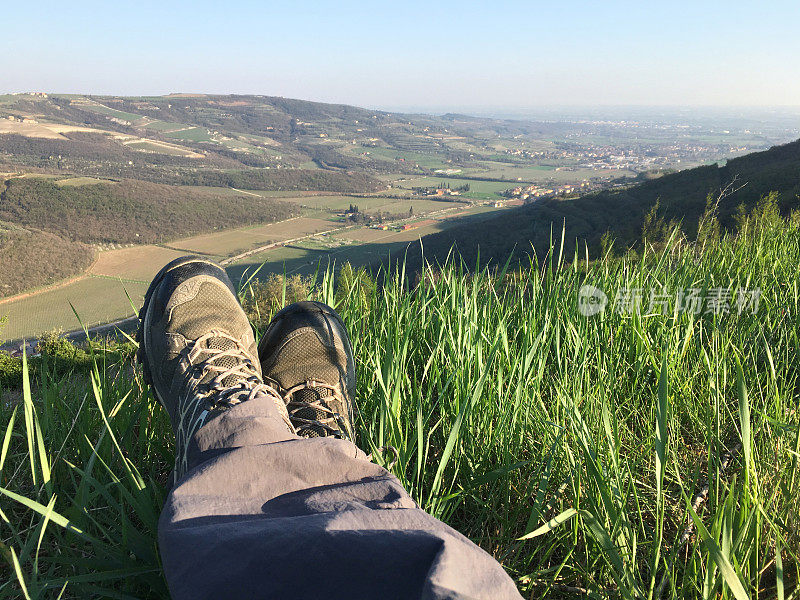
[170,283,248,341]
[269,333,342,390]
[292,387,333,438]
[205,337,242,387]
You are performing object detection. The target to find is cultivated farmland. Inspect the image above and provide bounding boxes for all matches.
[0,276,146,340]
[167,217,342,256]
[89,245,189,282]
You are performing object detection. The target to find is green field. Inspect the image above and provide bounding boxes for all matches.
[162,127,214,142]
[372,198,464,214]
[168,217,341,256]
[124,140,195,156]
[275,194,399,212]
[272,194,466,216]
[218,137,269,154]
[7,173,61,180]
[226,206,497,279]
[90,245,189,282]
[225,245,313,282]
[140,120,190,132]
[391,175,512,199]
[179,186,327,199]
[78,103,144,123]
[444,161,629,183]
[359,146,452,169]
[0,276,146,340]
[54,176,113,187]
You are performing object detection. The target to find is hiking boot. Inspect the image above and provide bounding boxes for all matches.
[258,301,356,440]
[137,255,292,480]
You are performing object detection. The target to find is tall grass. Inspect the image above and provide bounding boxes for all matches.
[1,208,798,598]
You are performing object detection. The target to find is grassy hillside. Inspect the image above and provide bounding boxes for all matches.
[405,138,800,268]
[0,228,95,298]
[0,177,297,244]
[0,205,798,598]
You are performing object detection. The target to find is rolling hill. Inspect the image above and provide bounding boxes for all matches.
[0,93,537,183]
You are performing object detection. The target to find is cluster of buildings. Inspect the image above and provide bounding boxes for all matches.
[370,223,417,231]
[430,187,460,197]
[411,186,463,198]
[5,116,38,124]
[506,181,592,200]
[502,138,757,174]
[7,92,48,98]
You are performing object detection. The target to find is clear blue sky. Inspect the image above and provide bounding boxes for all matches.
[2,0,799,110]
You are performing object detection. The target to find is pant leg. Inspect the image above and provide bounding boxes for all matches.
[158,394,523,600]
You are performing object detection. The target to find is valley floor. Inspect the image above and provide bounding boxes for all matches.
[0,193,504,343]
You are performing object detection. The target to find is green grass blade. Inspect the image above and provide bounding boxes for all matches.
[10,545,33,600]
[775,539,784,600]
[735,356,752,485]
[685,494,750,600]
[21,347,38,487]
[519,508,577,540]
[0,406,18,473]
[0,486,97,542]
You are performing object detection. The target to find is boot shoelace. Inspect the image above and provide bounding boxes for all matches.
[188,332,282,408]
[283,379,350,438]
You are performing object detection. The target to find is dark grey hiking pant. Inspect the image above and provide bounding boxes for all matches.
[158,394,523,600]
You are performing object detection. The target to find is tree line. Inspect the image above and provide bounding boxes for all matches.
[181,168,385,193]
[0,178,297,245]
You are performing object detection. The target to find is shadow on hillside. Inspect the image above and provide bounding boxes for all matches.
[225,236,425,285]
[224,209,498,285]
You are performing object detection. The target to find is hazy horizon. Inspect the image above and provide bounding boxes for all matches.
[4,92,800,123]
[2,0,799,109]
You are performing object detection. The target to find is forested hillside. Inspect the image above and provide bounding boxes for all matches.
[0,228,95,297]
[0,178,297,245]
